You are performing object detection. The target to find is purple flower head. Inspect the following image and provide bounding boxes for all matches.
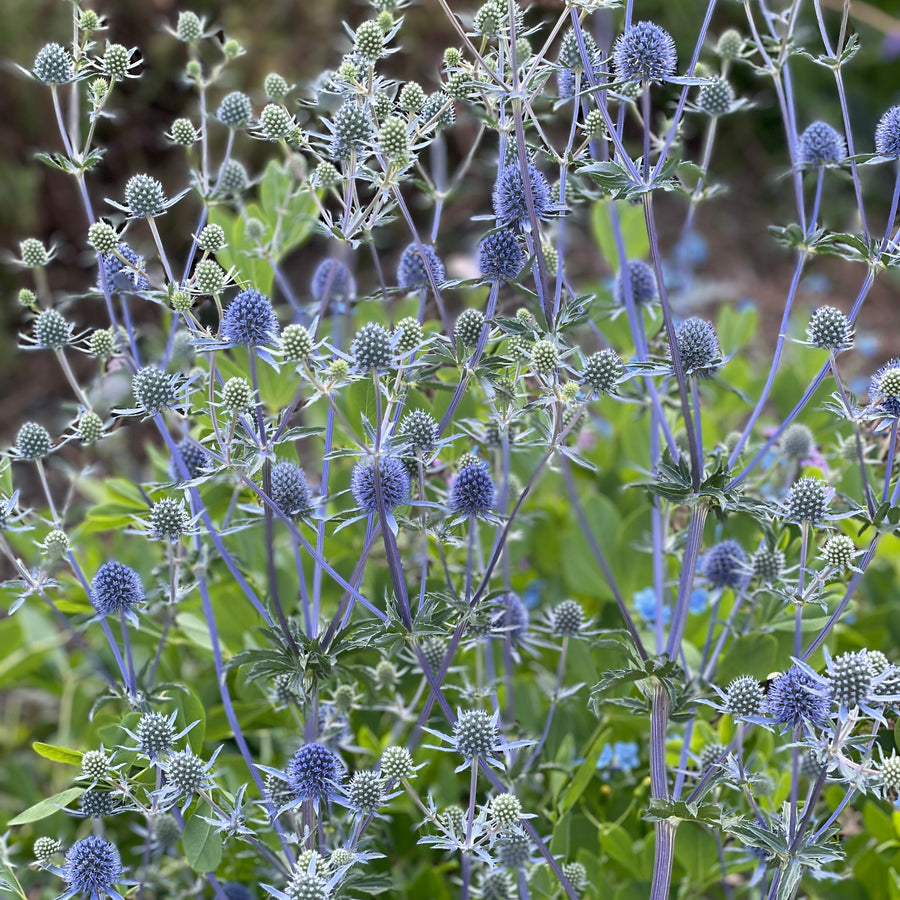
[702,540,748,590]
[311,259,356,303]
[99,243,149,294]
[222,884,254,900]
[477,229,525,282]
[397,242,445,293]
[493,162,552,230]
[63,835,123,898]
[766,665,829,730]
[285,742,342,804]
[221,288,280,347]
[492,592,529,644]
[351,457,411,513]
[270,461,311,519]
[91,561,145,616]
[614,260,657,306]
[450,462,495,516]
[613,22,677,82]
[875,106,900,159]
[557,29,601,98]
[798,121,846,167]
[870,358,900,417]
[170,439,209,481]
[675,316,721,378]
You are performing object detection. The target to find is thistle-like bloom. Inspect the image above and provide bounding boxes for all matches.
[557,29,601,99]
[492,162,552,230]
[221,288,280,347]
[311,259,356,302]
[270,461,311,519]
[783,476,830,523]
[351,457,411,513]
[155,748,221,811]
[397,242,445,293]
[875,106,900,159]
[453,709,500,761]
[674,317,721,378]
[612,22,677,82]
[766,665,829,731]
[449,462,495,517]
[477,229,525,281]
[345,770,383,814]
[702,540,748,590]
[551,599,585,637]
[91,561,144,617]
[724,676,764,718]
[62,835,125,899]
[170,439,209,481]
[125,174,166,218]
[99,243,149,294]
[613,260,657,306]
[285,742,343,806]
[492,593,529,645]
[132,366,178,415]
[869,358,900,418]
[807,306,853,352]
[798,121,846,167]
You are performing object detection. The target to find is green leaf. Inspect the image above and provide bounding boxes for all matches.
[591,200,649,270]
[183,816,223,872]
[175,687,207,755]
[33,741,83,765]
[8,787,84,826]
[558,726,609,816]
[716,633,779,682]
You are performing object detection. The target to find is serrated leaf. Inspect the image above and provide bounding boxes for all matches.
[33,741,83,765]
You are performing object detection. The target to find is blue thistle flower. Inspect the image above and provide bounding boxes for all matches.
[875,106,900,159]
[221,288,280,347]
[675,317,721,378]
[556,29,601,99]
[492,162,552,230]
[170,439,209,481]
[91,561,144,616]
[766,665,829,730]
[477,229,525,281]
[285,742,342,805]
[702,540,748,589]
[311,259,356,303]
[63,835,123,898]
[869,358,900,417]
[557,68,576,99]
[614,260,657,305]
[450,462,495,516]
[351,457,411,512]
[270,461,311,519]
[798,121,846,167]
[612,22,677,82]
[492,593,529,644]
[397,243,445,292]
[99,243,149,294]
[222,884,255,900]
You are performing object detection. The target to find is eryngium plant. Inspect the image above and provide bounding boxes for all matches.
[4,3,900,900]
